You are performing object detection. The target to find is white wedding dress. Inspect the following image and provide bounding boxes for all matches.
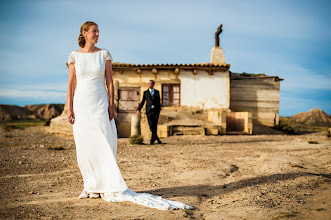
[67,49,193,210]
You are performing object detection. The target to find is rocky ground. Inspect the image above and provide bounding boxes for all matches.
[0,126,330,219]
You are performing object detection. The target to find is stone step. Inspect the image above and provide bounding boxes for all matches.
[172,125,205,135]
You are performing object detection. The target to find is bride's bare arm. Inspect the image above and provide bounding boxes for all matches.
[67,63,76,124]
[105,60,115,120]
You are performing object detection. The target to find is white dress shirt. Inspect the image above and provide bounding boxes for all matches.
[149,89,155,108]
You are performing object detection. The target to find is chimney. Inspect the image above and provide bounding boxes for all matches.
[211,24,226,65]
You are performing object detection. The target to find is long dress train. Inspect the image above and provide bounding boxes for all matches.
[68,49,193,210]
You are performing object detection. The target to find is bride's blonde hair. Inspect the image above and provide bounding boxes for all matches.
[78,21,98,48]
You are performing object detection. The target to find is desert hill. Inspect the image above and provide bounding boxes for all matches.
[289,108,331,126]
[25,104,64,120]
[0,104,64,122]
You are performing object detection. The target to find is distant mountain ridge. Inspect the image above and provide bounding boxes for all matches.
[289,108,331,126]
[0,104,64,121]
[1,104,330,127]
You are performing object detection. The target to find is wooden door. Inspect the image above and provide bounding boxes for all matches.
[118,87,140,113]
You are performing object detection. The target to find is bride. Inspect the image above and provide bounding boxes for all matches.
[66,21,193,210]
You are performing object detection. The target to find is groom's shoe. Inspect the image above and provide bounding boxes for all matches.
[79,190,88,199]
[150,139,155,145]
[157,139,163,144]
[89,192,100,199]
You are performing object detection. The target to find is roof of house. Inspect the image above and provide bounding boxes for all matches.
[65,61,282,80]
[230,71,284,81]
[111,62,230,71]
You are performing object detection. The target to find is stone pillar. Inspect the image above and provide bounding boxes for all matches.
[207,110,227,134]
[131,114,141,136]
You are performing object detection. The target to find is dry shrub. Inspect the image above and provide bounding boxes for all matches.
[47,146,65,150]
[274,124,298,135]
[129,135,144,144]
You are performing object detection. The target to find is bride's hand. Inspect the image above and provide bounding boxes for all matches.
[67,109,75,124]
[108,106,115,121]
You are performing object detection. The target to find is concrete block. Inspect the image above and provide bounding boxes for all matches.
[157,125,172,138]
[207,110,227,134]
[205,128,219,135]
[117,122,131,138]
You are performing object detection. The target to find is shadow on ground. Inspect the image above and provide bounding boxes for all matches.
[138,172,331,200]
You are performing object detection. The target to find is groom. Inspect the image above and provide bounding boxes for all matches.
[137,80,162,145]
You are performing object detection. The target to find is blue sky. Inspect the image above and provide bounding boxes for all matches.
[0,0,330,116]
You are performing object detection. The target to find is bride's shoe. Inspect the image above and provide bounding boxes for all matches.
[89,192,100,199]
[79,189,88,199]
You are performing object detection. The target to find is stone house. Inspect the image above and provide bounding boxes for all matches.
[51,25,283,138]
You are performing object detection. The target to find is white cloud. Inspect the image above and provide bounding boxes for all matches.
[0,88,65,99]
[279,64,331,91]
[0,82,68,100]
[17,82,68,92]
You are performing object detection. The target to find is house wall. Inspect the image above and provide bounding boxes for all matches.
[112,68,230,137]
[113,69,230,110]
[230,76,281,127]
[180,70,230,109]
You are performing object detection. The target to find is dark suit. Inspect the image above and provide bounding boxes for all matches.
[138,89,161,143]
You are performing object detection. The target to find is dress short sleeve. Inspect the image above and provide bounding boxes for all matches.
[103,49,113,61]
[68,52,75,65]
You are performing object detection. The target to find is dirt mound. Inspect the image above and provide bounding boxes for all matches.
[290,108,331,126]
[0,104,64,122]
[24,104,64,120]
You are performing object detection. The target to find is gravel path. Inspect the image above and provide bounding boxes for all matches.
[0,126,330,219]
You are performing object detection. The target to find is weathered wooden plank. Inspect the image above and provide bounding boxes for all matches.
[230,76,281,127]
[230,85,280,90]
[230,78,280,84]
[231,106,279,112]
[230,101,279,108]
[230,93,280,99]
[231,98,280,102]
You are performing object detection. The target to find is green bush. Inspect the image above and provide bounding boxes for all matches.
[3,124,19,132]
[273,124,299,135]
[129,135,144,144]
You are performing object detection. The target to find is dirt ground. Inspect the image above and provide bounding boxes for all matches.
[0,125,330,220]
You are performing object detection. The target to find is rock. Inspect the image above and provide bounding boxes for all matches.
[49,116,73,136]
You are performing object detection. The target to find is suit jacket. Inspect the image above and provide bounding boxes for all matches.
[138,89,161,114]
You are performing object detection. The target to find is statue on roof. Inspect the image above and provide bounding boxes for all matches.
[215,24,223,47]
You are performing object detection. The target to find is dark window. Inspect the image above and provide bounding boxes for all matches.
[162,84,180,107]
